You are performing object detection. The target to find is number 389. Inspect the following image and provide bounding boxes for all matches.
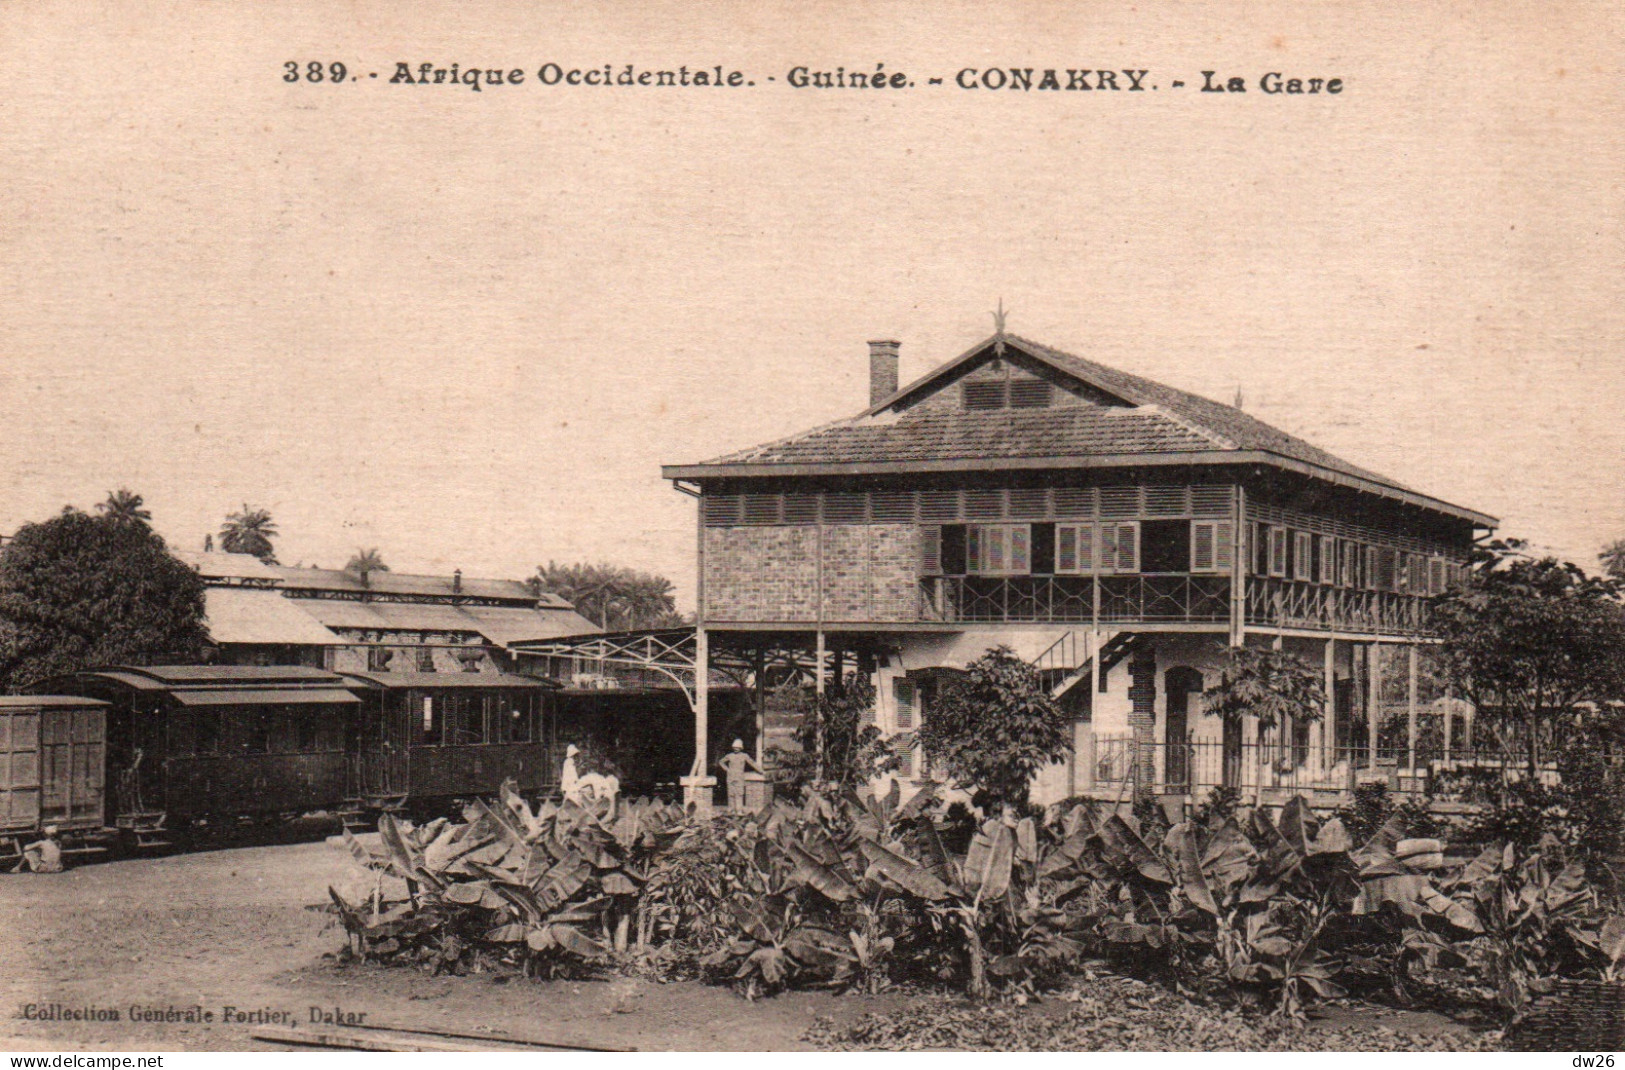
[284,61,348,84]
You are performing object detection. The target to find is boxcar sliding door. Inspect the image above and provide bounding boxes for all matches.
[39,706,106,829]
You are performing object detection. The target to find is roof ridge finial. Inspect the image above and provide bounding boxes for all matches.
[993,298,1009,355]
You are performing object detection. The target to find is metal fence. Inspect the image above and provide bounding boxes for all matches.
[1087,736,1563,801]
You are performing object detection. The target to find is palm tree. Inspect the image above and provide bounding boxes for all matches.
[1600,538,1625,582]
[345,547,389,588]
[218,505,278,563]
[96,488,152,528]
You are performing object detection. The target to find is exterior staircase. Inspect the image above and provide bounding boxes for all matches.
[1031,630,1139,698]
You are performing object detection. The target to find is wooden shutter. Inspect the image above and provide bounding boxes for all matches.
[1114,522,1140,572]
[896,746,914,778]
[1213,521,1234,571]
[1077,524,1097,574]
[893,679,915,729]
[966,524,983,574]
[1010,525,1031,574]
[1268,527,1288,577]
[1429,557,1445,595]
[1191,522,1216,572]
[1098,524,1118,575]
[985,526,1007,573]
[1294,531,1314,581]
[920,524,943,575]
[1056,524,1079,573]
[1319,535,1337,585]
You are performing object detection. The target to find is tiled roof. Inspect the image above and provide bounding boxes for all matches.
[698,333,1404,490]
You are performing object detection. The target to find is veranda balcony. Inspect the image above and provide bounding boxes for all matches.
[1245,576,1432,636]
[918,574,1231,625]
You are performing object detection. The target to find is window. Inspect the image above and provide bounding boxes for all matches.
[416,647,436,672]
[1055,523,1095,574]
[1100,521,1140,573]
[1375,547,1399,592]
[1190,520,1235,573]
[920,524,943,575]
[1428,557,1446,596]
[295,708,321,752]
[963,380,1006,410]
[242,708,272,754]
[489,695,533,744]
[1293,531,1314,582]
[1365,546,1381,591]
[1267,526,1289,577]
[1008,379,1053,408]
[897,746,915,778]
[967,523,1031,575]
[1319,535,1338,585]
[893,679,916,729]
[443,695,486,745]
[419,696,441,745]
[368,646,394,672]
[194,710,221,755]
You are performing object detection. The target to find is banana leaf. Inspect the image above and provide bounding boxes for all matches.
[784,838,858,902]
[965,818,1014,901]
[1164,822,1219,916]
[857,837,953,900]
[1098,812,1173,885]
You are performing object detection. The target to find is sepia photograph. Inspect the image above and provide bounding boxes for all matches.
[1,0,1622,1057]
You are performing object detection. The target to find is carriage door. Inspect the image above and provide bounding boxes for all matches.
[360,693,410,798]
[0,707,41,835]
[1164,668,1202,792]
[40,706,106,828]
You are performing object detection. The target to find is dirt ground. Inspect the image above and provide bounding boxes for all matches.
[0,834,909,1051]
[0,835,1485,1052]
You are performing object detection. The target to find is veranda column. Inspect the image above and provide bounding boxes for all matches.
[1366,641,1381,770]
[753,647,767,765]
[1128,645,1157,799]
[1406,643,1419,774]
[681,627,717,814]
[1323,638,1336,775]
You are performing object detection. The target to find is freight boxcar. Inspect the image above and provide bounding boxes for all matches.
[338,670,560,817]
[0,696,111,864]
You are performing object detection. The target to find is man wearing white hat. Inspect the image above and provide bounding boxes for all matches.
[716,739,762,812]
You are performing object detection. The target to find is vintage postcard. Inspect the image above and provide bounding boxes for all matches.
[1,0,1622,1058]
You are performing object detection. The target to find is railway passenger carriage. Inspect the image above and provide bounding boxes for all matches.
[338,670,561,814]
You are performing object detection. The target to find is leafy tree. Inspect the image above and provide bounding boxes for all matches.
[1600,537,1625,582]
[771,676,899,794]
[1431,539,1625,777]
[345,547,389,587]
[1204,646,1327,731]
[535,561,683,631]
[0,507,208,690]
[919,646,1071,810]
[95,488,152,528]
[218,504,279,563]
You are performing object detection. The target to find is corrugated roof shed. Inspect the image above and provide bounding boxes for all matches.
[204,587,342,646]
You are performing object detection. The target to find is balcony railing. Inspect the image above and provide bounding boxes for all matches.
[1245,576,1431,636]
[919,574,1231,625]
[1088,736,1561,800]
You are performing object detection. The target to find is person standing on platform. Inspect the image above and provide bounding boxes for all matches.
[716,738,762,812]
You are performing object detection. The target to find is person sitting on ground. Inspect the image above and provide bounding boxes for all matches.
[560,743,620,805]
[16,826,64,874]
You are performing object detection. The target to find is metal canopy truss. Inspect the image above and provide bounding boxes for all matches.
[510,628,837,712]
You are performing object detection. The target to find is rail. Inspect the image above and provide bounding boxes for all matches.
[1087,736,1564,800]
[1245,576,1432,636]
[919,574,1230,624]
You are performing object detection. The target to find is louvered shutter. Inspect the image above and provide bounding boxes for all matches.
[1056,524,1078,573]
[1319,536,1336,585]
[1213,521,1234,572]
[1294,531,1314,581]
[920,525,943,575]
[1115,522,1140,572]
[986,526,1007,572]
[893,680,915,729]
[1269,527,1288,577]
[1098,524,1118,575]
[1010,525,1031,574]
[897,747,914,778]
[966,525,983,574]
[1077,524,1097,574]
[1191,522,1216,572]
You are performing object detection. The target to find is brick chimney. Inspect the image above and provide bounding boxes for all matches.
[868,339,900,406]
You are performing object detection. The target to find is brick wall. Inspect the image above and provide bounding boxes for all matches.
[704,526,819,621]
[702,523,919,623]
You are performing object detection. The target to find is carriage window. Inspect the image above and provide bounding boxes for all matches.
[489,696,530,744]
[419,695,441,745]
[295,708,321,752]
[445,694,486,746]
[169,712,196,756]
[195,710,221,755]
[243,708,272,754]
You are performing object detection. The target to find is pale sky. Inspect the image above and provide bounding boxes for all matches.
[2,1,1621,609]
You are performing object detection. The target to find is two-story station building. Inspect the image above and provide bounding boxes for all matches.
[654,324,1496,807]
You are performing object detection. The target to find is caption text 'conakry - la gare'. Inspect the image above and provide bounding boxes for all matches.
[358,62,1342,95]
